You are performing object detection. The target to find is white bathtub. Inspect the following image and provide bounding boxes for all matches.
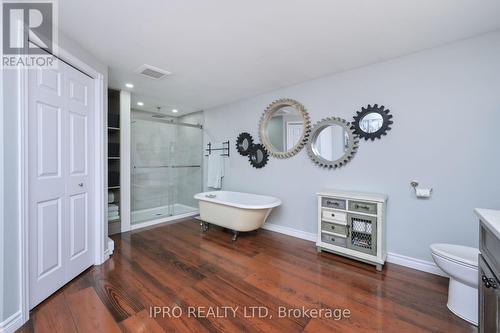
[194,191,281,238]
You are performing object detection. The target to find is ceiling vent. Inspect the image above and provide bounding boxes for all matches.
[135,64,171,80]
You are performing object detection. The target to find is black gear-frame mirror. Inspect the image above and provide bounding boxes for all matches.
[236,132,254,156]
[351,104,393,141]
[248,144,269,169]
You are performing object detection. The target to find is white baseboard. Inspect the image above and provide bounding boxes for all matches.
[0,310,23,333]
[261,223,316,242]
[261,223,447,277]
[386,252,447,277]
[105,237,115,256]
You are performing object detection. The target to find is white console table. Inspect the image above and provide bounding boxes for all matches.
[316,189,388,271]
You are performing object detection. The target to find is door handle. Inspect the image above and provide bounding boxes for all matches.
[78,183,83,187]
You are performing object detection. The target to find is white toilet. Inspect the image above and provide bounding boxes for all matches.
[430,243,479,325]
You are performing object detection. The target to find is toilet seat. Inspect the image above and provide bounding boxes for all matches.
[430,243,478,268]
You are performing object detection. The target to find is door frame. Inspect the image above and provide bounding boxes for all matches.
[285,121,303,150]
[18,45,106,324]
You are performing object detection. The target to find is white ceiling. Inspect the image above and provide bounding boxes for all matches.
[60,0,500,115]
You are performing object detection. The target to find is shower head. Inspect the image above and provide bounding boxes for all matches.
[152,106,169,118]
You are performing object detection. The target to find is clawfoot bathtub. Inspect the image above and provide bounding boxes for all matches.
[194,191,281,240]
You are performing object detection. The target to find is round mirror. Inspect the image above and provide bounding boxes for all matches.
[236,132,254,156]
[352,104,393,141]
[252,149,264,163]
[312,124,351,162]
[241,139,250,150]
[259,99,310,159]
[248,144,269,169]
[307,117,359,169]
[360,113,383,133]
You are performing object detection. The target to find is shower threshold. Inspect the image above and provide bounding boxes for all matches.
[130,204,198,230]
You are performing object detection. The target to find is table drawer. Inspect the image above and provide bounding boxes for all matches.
[321,221,348,236]
[321,233,347,247]
[321,210,347,222]
[322,197,346,210]
[349,200,377,215]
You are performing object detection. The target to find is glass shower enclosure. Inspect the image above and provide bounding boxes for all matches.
[131,111,203,225]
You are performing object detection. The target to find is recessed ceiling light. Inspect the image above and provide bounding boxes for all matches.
[137,102,144,106]
[172,109,178,113]
[125,83,134,88]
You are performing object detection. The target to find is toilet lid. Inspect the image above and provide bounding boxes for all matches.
[430,243,479,267]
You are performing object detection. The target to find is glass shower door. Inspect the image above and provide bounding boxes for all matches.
[170,120,203,215]
[131,114,202,225]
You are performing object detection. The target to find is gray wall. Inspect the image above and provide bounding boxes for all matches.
[204,31,500,262]
[1,31,108,323]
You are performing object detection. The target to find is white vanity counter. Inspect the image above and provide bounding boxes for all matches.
[475,208,500,239]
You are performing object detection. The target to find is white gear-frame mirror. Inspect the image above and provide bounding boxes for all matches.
[259,98,311,159]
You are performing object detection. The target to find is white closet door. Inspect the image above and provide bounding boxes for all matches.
[29,61,94,308]
[29,66,66,307]
[65,62,94,279]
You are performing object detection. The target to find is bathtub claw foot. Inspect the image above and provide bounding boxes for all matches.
[232,231,239,241]
[201,222,209,232]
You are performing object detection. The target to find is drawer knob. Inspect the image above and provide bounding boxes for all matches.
[331,225,335,230]
[331,213,335,217]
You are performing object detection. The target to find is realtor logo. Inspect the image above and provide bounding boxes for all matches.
[2,0,58,68]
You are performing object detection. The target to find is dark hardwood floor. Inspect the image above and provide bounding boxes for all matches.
[18,218,476,333]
